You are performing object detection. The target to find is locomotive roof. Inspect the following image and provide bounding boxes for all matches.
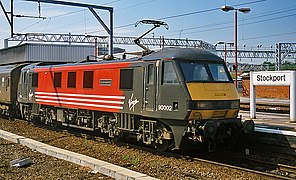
[31,48,222,69]
[142,48,222,61]
[0,63,28,74]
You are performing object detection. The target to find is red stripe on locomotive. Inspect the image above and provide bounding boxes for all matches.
[34,62,131,112]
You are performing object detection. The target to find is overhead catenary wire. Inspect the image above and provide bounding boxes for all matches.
[18,9,85,32]
[10,0,295,44]
[115,0,156,12]
[115,0,268,29]
[240,31,296,41]
[116,0,268,29]
[161,6,296,36]
[17,0,268,35]
[16,0,121,32]
[89,0,275,35]
[86,0,270,35]
[38,0,157,33]
[163,11,296,37]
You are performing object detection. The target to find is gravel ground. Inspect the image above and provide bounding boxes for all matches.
[0,118,266,180]
[0,138,110,179]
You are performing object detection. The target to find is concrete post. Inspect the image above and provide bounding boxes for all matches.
[4,39,8,48]
[250,71,256,119]
[290,71,296,122]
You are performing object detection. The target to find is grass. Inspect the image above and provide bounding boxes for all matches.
[122,154,140,166]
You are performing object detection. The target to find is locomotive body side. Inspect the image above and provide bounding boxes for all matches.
[16,48,253,151]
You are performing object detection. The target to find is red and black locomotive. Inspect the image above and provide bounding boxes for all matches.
[0,47,254,151]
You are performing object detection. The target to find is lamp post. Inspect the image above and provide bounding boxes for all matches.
[257,44,262,51]
[221,5,251,88]
[216,41,234,63]
[179,30,183,39]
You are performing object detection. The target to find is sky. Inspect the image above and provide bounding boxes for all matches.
[0,0,295,63]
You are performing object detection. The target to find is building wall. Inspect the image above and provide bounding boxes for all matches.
[242,79,289,99]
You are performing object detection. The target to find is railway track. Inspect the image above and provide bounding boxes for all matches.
[1,116,296,179]
[243,158,296,175]
[115,140,296,180]
[0,117,262,179]
[189,157,295,180]
[240,102,289,113]
[174,145,296,179]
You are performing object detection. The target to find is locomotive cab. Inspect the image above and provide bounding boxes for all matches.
[142,48,253,150]
[177,59,242,148]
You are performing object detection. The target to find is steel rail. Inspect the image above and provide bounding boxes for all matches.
[190,156,294,180]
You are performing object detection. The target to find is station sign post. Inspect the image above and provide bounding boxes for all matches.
[250,71,296,122]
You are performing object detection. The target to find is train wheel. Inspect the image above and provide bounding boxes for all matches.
[206,138,216,152]
[24,110,32,121]
[31,116,41,126]
[110,130,121,142]
[155,140,172,151]
[111,136,120,143]
[52,121,62,130]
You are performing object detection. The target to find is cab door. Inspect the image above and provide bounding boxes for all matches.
[5,76,10,102]
[143,63,156,111]
[0,76,9,102]
[19,70,29,101]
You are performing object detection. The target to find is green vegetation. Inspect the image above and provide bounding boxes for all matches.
[122,154,140,166]
[263,61,296,71]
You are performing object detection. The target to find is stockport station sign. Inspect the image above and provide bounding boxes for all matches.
[253,71,291,86]
[250,71,296,122]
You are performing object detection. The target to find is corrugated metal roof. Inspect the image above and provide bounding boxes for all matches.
[0,43,111,65]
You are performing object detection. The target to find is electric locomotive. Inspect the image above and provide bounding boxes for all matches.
[16,47,254,151]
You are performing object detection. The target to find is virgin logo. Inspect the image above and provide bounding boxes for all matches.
[128,93,139,112]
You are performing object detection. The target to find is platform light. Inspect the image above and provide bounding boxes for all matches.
[239,8,251,13]
[221,5,251,89]
[221,6,234,12]
[216,41,234,63]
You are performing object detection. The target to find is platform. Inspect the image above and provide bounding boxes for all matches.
[240,110,296,136]
[239,96,296,134]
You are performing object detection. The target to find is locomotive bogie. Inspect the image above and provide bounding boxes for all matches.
[186,118,242,141]
[0,105,9,117]
[19,103,32,121]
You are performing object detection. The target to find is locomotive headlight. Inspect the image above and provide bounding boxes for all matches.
[196,102,206,108]
[195,101,213,109]
[230,100,240,109]
[189,100,240,110]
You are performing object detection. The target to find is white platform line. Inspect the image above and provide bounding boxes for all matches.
[255,127,296,136]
